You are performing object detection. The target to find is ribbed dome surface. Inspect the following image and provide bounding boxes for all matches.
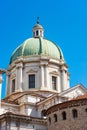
[10,37,64,64]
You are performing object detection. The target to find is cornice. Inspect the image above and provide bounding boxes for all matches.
[0,112,47,125]
[36,93,58,106]
[8,56,68,70]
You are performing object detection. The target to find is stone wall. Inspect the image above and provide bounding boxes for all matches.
[47,103,87,130]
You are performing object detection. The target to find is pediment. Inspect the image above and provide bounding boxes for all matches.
[26,69,38,74]
[11,74,16,79]
[50,71,58,75]
[59,84,87,99]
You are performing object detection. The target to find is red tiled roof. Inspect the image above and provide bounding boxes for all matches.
[75,94,87,100]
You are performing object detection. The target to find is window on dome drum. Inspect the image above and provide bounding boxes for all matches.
[29,75,35,88]
[12,79,15,92]
[52,76,57,90]
[62,111,66,120]
[54,114,57,122]
[72,109,78,118]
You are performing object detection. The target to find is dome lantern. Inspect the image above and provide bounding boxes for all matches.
[32,18,44,38]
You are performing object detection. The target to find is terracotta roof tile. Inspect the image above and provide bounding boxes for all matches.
[72,94,87,100]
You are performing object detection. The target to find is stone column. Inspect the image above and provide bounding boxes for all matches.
[65,72,70,90]
[6,73,10,95]
[57,74,61,93]
[61,67,69,91]
[39,30,41,36]
[40,65,44,88]
[62,69,66,91]
[44,65,49,88]
[16,63,23,92]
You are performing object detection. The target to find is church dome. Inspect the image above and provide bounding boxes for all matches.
[10,38,64,64]
[10,22,64,64]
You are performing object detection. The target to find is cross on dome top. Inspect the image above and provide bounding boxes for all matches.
[37,17,40,24]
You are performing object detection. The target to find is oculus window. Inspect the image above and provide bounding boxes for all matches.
[29,74,35,88]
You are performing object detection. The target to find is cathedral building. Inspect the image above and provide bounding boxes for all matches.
[0,21,87,130]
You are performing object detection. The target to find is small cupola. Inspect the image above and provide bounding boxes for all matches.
[32,18,44,38]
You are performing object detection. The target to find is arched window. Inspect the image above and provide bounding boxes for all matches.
[54,114,57,122]
[85,108,87,116]
[36,30,38,36]
[49,117,51,124]
[85,108,87,113]
[72,109,78,118]
[62,111,66,120]
[41,110,46,118]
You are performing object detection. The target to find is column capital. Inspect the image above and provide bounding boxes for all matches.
[7,71,11,76]
[16,63,23,69]
[40,60,49,66]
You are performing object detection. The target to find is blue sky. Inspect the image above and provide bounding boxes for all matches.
[0,0,87,98]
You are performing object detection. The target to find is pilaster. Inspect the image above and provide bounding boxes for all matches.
[6,72,11,95]
[57,74,61,92]
[44,64,49,88]
[40,59,49,89]
[60,65,69,91]
[16,63,23,92]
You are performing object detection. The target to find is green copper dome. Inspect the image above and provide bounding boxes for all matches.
[10,37,64,64]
